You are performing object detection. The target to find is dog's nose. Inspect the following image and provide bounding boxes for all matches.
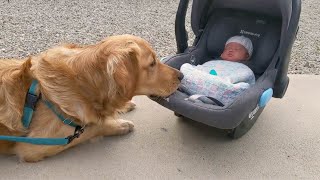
[178,72,184,81]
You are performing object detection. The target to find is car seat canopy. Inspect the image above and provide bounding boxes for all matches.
[191,0,293,35]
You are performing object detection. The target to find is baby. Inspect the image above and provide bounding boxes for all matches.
[180,35,255,106]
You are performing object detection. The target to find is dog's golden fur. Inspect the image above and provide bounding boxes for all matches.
[0,35,181,162]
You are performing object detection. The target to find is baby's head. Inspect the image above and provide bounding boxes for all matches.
[221,35,253,62]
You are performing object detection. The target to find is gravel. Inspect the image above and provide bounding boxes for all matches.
[0,0,319,74]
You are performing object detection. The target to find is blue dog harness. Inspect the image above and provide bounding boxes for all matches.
[0,80,84,145]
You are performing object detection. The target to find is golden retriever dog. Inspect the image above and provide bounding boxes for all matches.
[0,34,182,162]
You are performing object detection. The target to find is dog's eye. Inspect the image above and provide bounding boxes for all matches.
[150,60,156,67]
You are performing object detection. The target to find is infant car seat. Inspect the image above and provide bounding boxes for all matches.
[151,0,301,138]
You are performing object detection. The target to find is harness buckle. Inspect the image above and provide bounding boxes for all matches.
[25,93,41,110]
[66,126,84,144]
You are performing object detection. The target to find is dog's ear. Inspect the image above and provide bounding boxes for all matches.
[105,41,140,100]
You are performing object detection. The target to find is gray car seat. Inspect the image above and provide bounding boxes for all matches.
[151,0,301,138]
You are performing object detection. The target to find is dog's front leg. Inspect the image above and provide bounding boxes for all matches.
[117,101,136,114]
[99,119,134,136]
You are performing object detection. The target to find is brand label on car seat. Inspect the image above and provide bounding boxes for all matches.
[240,30,261,38]
[249,105,260,120]
[256,19,266,25]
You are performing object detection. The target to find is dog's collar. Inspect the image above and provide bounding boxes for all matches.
[0,80,84,145]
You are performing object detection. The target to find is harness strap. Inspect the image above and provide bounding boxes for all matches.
[22,80,40,128]
[0,135,70,145]
[0,80,84,145]
[187,94,224,106]
[43,100,78,128]
[0,126,84,145]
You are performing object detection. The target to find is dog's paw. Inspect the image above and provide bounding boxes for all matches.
[118,119,134,135]
[117,101,136,114]
[19,155,44,163]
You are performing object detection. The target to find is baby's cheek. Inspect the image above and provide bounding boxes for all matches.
[240,50,249,58]
[231,52,241,60]
[221,52,227,59]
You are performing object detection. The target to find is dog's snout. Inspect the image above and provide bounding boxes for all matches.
[178,72,184,81]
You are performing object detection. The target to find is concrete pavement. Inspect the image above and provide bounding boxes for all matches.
[0,75,319,179]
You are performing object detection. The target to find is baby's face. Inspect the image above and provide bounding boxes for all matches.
[221,42,249,62]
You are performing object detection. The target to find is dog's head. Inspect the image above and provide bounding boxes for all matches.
[98,34,182,99]
[34,35,182,123]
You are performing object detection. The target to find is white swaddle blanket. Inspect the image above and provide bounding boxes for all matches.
[180,60,255,106]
